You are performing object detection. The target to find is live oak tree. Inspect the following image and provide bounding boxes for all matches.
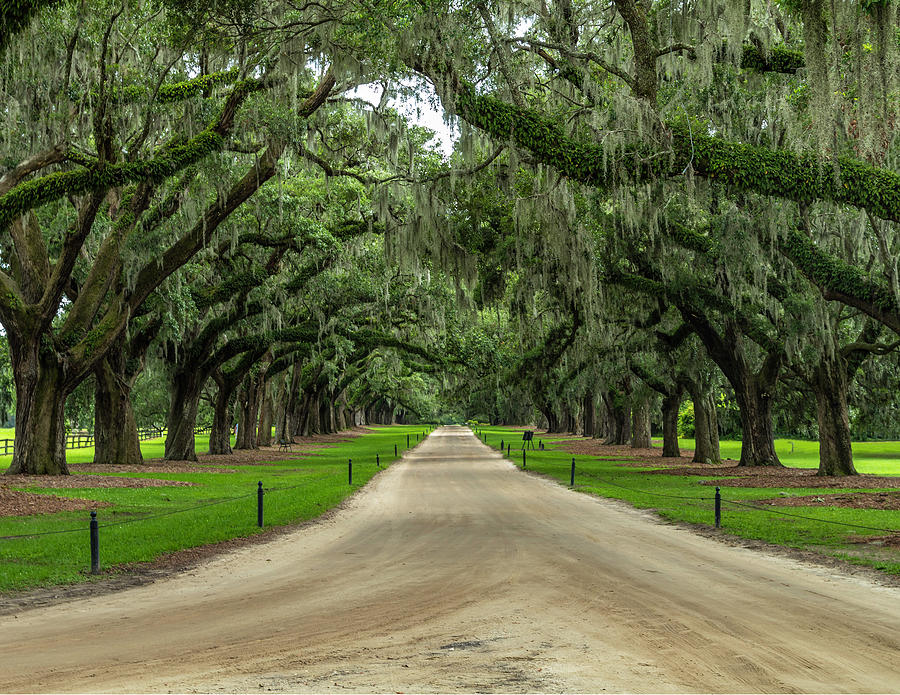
[1,3,271,473]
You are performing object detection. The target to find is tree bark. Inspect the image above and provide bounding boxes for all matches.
[685,382,721,465]
[257,381,274,446]
[630,396,651,448]
[305,389,322,435]
[320,392,336,434]
[582,390,595,438]
[235,373,262,450]
[93,351,142,466]
[209,376,235,455]
[164,369,203,461]
[541,403,562,433]
[7,341,69,475]
[661,392,682,457]
[603,391,630,445]
[732,371,781,466]
[563,405,576,434]
[812,356,857,476]
[274,378,289,443]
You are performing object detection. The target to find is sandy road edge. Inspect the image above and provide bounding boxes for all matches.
[2,436,897,616]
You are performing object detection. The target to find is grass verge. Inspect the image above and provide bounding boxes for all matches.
[475,426,900,576]
[0,425,433,593]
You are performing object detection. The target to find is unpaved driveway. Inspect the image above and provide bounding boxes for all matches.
[1,426,898,693]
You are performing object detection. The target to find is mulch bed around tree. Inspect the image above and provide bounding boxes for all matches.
[697,472,900,489]
[2,474,195,489]
[755,491,900,510]
[0,428,370,518]
[560,438,693,465]
[0,488,112,517]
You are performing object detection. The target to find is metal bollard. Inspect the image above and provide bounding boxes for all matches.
[523,450,526,469]
[501,439,504,450]
[570,458,575,487]
[507,443,510,456]
[257,481,264,528]
[349,458,353,485]
[715,486,721,528]
[89,510,99,574]
[407,434,410,448]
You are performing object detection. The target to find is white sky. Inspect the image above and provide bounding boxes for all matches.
[350,81,458,158]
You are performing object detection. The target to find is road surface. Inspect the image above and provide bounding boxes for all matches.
[1,426,898,693]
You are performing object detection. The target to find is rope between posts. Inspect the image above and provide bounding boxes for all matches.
[97,491,257,529]
[0,525,86,540]
[575,469,713,501]
[0,446,403,541]
[505,445,898,534]
[722,498,896,533]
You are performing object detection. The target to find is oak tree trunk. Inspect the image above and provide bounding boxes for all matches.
[603,392,630,445]
[209,383,234,455]
[661,393,682,457]
[235,377,261,450]
[582,391,595,438]
[257,382,274,446]
[630,397,651,448]
[733,373,781,467]
[687,385,721,465]
[812,357,857,476]
[164,370,203,461]
[93,351,142,466]
[7,341,69,475]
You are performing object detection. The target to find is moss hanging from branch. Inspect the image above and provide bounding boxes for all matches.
[778,226,900,333]
[0,0,63,53]
[452,83,900,224]
[0,77,270,231]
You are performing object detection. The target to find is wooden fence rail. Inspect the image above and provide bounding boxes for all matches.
[0,427,173,456]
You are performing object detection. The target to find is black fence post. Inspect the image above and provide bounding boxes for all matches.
[394,443,398,457]
[407,434,410,448]
[89,510,99,575]
[570,458,575,487]
[349,458,353,485]
[715,487,721,528]
[257,481,264,528]
[376,453,380,467]
[522,450,526,469]
[500,439,504,450]
[507,443,510,456]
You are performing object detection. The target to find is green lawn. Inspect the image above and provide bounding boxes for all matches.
[679,437,900,475]
[475,426,900,575]
[0,425,433,593]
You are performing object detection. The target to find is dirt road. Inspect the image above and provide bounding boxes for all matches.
[1,426,898,693]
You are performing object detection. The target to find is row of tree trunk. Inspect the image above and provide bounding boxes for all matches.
[536,380,722,466]
[87,352,401,468]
